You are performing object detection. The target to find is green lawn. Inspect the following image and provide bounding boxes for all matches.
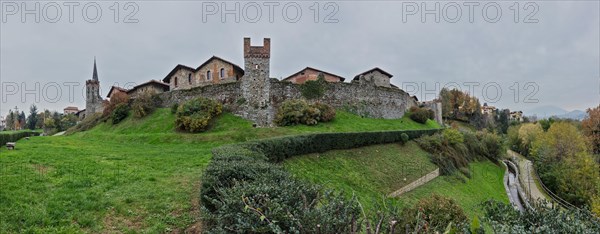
[284,142,437,211]
[0,129,42,134]
[285,144,508,220]
[398,161,509,219]
[0,108,438,233]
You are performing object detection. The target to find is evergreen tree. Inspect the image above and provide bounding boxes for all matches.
[27,104,38,130]
[5,110,14,130]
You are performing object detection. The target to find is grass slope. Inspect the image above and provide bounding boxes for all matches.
[0,108,438,233]
[399,161,508,218]
[284,142,437,211]
[285,144,508,219]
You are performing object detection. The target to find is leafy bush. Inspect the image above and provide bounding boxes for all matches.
[442,128,464,145]
[300,73,327,99]
[483,200,600,233]
[65,113,106,134]
[175,97,222,133]
[0,130,40,146]
[103,92,129,117]
[111,103,129,124]
[410,106,432,124]
[132,91,158,119]
[201,129,441,232]
[313,102,336,122]
[400,194,468,233]
[401,133,409,144]
[274,99,336,126]
[170,103,179,114]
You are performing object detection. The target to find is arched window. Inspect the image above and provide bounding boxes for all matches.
[188,73,192,84]
[174,77,178,87]
[206,70,212,80]
[220,68,225,79]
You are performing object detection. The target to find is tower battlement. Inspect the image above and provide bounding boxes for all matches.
[244,38,270,58]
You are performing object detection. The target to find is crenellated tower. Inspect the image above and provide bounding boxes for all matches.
[85,58,104,116]
[241,38,272,126]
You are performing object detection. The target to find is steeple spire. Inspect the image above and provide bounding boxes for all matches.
[92,57,99,81]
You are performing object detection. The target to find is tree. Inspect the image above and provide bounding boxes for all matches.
[582,105,600,154]
[495,109,510,134]
[539,117,555,132]
[5,110,14,130]
[26,104,38,130]
[517,123,543,156]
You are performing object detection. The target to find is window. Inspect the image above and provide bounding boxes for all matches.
[206,70,212,80]
[174,77,178,87]
[188,74,192,84]
[220,68,225,79]
[255,64,259,69]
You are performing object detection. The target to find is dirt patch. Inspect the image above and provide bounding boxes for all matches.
[102,208,144,233]
[30,164,53,176]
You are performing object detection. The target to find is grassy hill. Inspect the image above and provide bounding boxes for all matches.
[285,145,508,219]
[0,108,438,233]
[284,142,437,211]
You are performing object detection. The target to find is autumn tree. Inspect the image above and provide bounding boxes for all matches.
[517,123,543,156]
[582,105,600,154]
[103,92,129,117]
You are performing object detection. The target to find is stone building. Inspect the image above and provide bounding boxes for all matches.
[481,103,496,115]
[240,37,273,126]
[106,86,129,99]
[510,111,524,122]
[85,58,104,116]
[162,56,244,91]
[282,67,345,84]
[352,67,395,88]
[81,38,440,126]
[127,80,170,98]
[63,106,79,115]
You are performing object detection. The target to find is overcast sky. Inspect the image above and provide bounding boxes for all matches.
[1,1,599,117]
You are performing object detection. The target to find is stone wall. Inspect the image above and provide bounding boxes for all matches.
[158,82,243,111]
[271,80,417,120]
[158,78,419,126]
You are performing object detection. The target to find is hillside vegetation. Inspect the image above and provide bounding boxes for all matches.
[284,142,437,210]
[0,108,438,233]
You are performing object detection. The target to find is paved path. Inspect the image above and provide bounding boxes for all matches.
[507,150,550,204]
[388,168,440,197]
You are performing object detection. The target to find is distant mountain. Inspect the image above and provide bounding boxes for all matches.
[524,105,588,120]
[524,105,568,119]
[554,110,587,120]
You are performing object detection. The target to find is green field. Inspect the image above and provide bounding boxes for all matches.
[284,142,437,210]
[0,108,438,233]
[399,161,508,218]
[285,144,508,219]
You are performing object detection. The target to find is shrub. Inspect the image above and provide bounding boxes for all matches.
[65,113,106,134]
[274,99,336,126]
[0,130,40,146]
[170,103,179,114]
[483,200,600,233]
[132,91,157,119]
[400,194,468,233]
[201,129,441,232]
[410,107,432,124]
[401,133,409,144]
[313,102,336,122]
[274,99,310,126]
[111,103,129,124]
[103,92,129,117]
[442,128,464,145]
[300,73,327,99]
[175,97,222,133]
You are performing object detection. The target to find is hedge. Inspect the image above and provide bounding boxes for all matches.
[201,128,441,232]
[0,130,41,146]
